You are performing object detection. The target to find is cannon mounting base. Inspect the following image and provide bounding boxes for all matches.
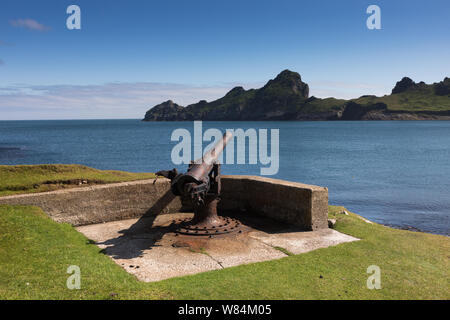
[170,216,243,236]
[171,194,243,236]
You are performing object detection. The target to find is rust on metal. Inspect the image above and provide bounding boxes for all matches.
[157,132,242,236]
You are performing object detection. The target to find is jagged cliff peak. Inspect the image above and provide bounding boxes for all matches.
[263,69,309,98]
[225,86,246,97]
[435,77,450,96]
[154,100,180,108]
[143,100,184,121]
[392,77,417,94]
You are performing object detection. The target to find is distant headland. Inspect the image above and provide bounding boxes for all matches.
[143,70,450,121]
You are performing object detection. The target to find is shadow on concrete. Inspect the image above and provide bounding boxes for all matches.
[96,191,307,259]
[96,190,177,259]
[223,210,308,234]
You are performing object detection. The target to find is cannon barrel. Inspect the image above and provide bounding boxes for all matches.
[174,131,232,194]
[156,131,241,236]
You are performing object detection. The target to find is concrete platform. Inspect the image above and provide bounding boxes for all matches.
[76,213,358,282]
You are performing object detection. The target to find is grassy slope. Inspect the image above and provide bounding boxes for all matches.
[0,164,155,197]
[301,98,347,113]
[181,85,449,119]
[182,89,450,119]
[0,204,448,300]
[353,90,450,112]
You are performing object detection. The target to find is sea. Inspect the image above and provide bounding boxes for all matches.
[0,119,449,235]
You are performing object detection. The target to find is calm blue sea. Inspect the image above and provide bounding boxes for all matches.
[0,120,449,235]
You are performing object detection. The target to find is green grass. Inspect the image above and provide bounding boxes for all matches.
[353,89,450,112]
[273,246,294,256]
[0,204,448,300]
[0,205,170,299]
[301,97,347,113]
[0,164,155,197]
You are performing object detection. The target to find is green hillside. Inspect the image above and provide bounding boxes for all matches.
[143,71,450,121]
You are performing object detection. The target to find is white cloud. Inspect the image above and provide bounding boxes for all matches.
[0,82,233,120]
[0,79,393,120]
[309,80,390,99]
[9,19,51,31]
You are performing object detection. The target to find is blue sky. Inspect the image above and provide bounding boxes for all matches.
[0,0,449,119]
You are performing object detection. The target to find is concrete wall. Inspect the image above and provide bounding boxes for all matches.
[0,179,181,226]
[0,176,328,230]
[221,176,328,230]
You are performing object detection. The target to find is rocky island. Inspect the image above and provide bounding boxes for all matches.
[143,70,450,121]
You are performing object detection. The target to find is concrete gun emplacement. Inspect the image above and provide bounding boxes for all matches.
[156,132,242,236]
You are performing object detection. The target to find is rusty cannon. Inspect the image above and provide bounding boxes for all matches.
[156,132,242,236]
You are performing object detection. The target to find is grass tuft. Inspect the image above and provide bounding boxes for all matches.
[273,246,294,256]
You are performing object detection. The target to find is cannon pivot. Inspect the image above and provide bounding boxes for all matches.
[157,132,242,236]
